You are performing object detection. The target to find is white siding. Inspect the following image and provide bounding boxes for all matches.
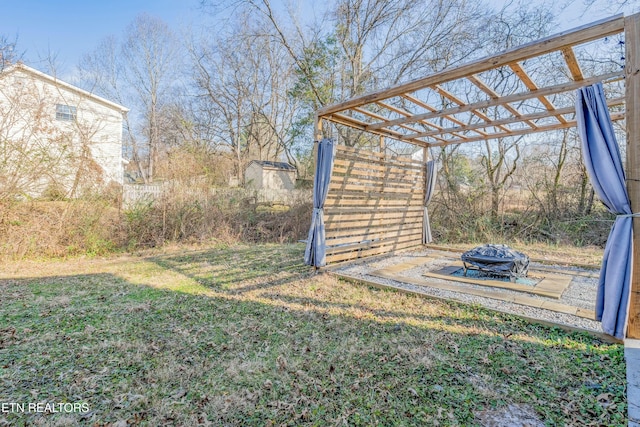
[263,169,296,190]
[244,162,296,190]
[244,163,263,189]
[0,66,125,197]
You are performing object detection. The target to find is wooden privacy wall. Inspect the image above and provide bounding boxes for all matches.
[324,145,425,264]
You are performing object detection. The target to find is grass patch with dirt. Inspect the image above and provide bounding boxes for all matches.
[0,244,627,426]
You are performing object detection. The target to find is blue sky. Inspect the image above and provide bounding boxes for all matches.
[0,0,635,81]
[0,0,201,77]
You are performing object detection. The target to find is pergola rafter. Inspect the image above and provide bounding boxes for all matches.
[561,46,585,81]
[508,62,569,125]
[375,100,473,141]
[466,74,539,130]
[398,94,477,139]
[405,97,625,141]
[430,83,513,134]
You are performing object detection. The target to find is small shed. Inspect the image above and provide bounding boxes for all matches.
[245,160,297,190]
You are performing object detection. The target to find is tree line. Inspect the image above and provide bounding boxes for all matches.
[71,0,557,186]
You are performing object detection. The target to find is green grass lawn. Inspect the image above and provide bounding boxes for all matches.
[0,244,627,426]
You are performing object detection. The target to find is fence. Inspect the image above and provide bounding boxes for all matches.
[122,183,312,207]
[122,183,164,206]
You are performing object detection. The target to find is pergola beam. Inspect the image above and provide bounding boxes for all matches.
[324,112,429,146]
[376,100,473,140]
[399,94,482,138]
[430,84,511,134]
[352,106,424,135]
[561,47,585,81]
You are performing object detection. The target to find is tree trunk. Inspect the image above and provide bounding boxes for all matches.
[491,189,500,221]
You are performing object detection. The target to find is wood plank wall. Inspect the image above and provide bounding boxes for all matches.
[324,145,425,264]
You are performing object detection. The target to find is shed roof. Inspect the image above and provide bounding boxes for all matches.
[316,14,627,147]
[248,160,297,171]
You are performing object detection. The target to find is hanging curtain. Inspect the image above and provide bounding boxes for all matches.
[304,138,337,267]
[422,160,437,244]
[576,82,632,339]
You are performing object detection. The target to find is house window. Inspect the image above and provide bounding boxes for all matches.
[56,104,77,121]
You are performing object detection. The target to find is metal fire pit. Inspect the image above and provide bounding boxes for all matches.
[461,244,529,282]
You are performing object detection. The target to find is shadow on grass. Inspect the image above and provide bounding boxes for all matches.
[0,248,628,427]
[257,290,548,332]
[150,243,309,294]
[147,244,600,341]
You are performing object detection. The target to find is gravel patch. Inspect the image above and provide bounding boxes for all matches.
[334,249,604,334]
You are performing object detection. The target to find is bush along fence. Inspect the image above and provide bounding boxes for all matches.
[122,183,312,208]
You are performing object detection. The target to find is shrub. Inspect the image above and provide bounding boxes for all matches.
[120,187,312,250]
[0,199,121,260]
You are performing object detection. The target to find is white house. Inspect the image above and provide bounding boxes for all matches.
[0,63,129,198]
[244,161,297,190]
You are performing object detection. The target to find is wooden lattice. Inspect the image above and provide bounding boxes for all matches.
[324,145,425,263]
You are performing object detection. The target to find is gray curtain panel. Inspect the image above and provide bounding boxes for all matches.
[422,160,437,244]
[576,82,632,339]
[304,138,337,267]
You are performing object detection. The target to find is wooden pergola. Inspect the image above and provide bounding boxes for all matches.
[313,13,640,339]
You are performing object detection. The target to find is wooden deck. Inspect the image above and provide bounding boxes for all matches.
[365,256,595,319]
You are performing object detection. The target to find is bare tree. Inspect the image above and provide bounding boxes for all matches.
[0,34,21,71]
[480,137,522,220]
[123,14,181,182]
[565,0,640,15]
[79,36,145,182]
[188,12,303,183]
[78,14,181,183]
[469,2,555,220]
[332,0,491,92]
[189,30,255,183]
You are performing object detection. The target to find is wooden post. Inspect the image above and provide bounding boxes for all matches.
[312,115,323,177]
[422,146,429,246]
[626,13,640,339]
[314,114,324,142]
[379,135,385,153]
